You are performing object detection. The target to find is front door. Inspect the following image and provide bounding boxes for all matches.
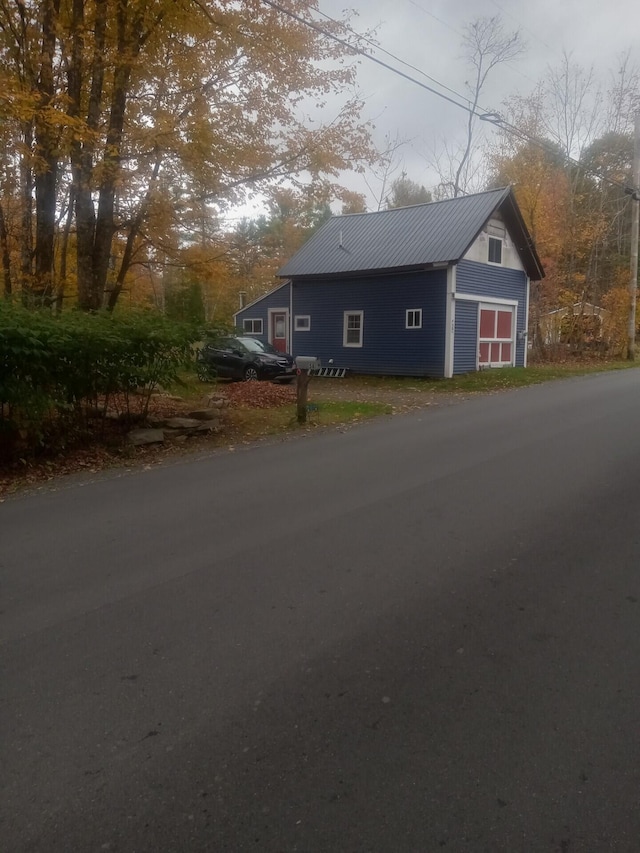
[478,305,515,367]
[270,311,288,353]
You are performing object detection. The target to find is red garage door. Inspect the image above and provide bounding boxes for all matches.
[478,305,515,367]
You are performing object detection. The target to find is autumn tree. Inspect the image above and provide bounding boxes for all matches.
[0,0,375,310]
[220,185,358,314]
[363,131,409,211]
[454,16,524,197]
[428,15,524,199]
[580,132,635,289]
[488,51,639,357]
[386,173,431,208]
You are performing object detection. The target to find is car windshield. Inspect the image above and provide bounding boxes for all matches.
[236,336,277,354]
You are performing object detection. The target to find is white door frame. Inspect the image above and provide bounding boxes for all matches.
[268,307,290,351]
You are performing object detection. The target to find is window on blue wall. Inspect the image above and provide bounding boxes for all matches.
[406,309,422,329]
[343,311,363,347]
[295,315,311,331]
[488,236,503,265]
[243,318,263,334]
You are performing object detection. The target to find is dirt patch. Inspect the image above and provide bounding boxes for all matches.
[308,378,469,413]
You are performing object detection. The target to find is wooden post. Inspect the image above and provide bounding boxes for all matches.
[296,369,312,423]
[628,111,640,360]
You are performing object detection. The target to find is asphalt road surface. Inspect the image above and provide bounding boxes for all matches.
[3,370,640,852]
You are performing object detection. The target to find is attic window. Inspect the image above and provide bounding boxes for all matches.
[488,236,503,265]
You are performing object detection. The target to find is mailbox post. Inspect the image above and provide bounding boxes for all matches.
[294,356,320,423]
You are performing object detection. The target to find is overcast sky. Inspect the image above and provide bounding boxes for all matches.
[233,0,639,220]
[313,0,640,207]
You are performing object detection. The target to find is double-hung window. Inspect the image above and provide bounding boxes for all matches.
[406,309,422,329]
[343,311,364,347]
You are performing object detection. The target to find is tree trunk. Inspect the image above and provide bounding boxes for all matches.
[57,187,75,313]
[89,1,148,310]
[32,0,61,307]
[20,121,34,304]
[72,0,107,311]
[106,151,162,311]
[0,201,12,297]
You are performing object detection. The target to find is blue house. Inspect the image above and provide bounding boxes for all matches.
[234,187,544,378]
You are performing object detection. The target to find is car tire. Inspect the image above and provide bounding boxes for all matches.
[244,365,259,382]
[197,363,213,382]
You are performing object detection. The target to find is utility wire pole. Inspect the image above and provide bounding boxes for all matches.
[628,112,640,360]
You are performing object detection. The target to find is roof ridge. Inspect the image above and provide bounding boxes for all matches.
[277,185,543,280]
[336,186,511,219]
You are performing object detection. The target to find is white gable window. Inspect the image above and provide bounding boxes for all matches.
[343,311,363,347]
[406,309,422,329]
[488,236,503,265]
[243,318,263,334]
[295,315,311,331]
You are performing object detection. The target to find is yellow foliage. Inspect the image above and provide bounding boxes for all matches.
[601,287,634,357]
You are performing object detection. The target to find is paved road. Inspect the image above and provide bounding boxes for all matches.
[3,370,640,852]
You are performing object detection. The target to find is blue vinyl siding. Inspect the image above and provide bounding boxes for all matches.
[291,269,447,377]
[453,300,478,374]
[234,260,529,376]
[456,260,528,367]
[234,282,290,346]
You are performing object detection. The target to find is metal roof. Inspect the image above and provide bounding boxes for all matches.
[278,187,544,281]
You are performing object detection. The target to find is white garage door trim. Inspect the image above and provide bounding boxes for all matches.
[477,302,517,368]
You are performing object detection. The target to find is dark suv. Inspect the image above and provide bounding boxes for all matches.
[197,335,296,383]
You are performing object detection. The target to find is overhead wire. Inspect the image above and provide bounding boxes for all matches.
[313,3,468,106]
[259,0,639,197]
[404,0,538,87]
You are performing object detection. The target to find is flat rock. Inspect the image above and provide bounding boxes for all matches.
[164,417,202,430]
[146,415,165,427]
[206,396,228,408]
[165,433,188,443]
[188,409,222,421]
[192,421,223,433]
[127,428,165,446]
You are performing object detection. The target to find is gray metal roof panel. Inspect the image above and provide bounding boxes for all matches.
[278,187,543,280]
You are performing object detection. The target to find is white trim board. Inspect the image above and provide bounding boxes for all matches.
[444,265,456,379]
[524,276,530,368]
[233,280,291,322]
[455,292,518,307]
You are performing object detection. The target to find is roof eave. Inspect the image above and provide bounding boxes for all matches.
[279,262,453,282]
[232,279,290,321]
[498,190,545,280]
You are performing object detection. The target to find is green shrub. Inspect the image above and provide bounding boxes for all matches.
[0,302,197,460]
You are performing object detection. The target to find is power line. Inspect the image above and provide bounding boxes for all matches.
[314,4,468,106]
[403,0,538,87]
[260,0,639,196]
[404,0,462,38]
[261,0,475,116]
